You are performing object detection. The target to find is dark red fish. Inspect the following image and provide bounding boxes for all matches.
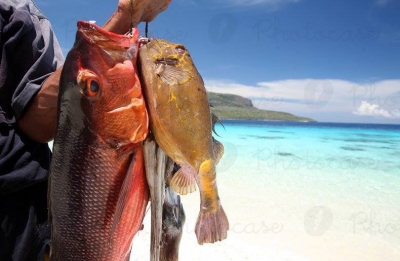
[49,21,149,261]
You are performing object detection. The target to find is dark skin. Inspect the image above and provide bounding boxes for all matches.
[17,0,171,143]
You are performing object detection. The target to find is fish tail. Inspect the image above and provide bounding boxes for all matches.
[195,159,229,244]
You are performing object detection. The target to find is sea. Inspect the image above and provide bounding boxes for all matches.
[204,120,400,261]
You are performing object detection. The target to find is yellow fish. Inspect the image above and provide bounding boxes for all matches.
[138,39,228,244]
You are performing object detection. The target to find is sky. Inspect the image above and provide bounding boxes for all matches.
[37,0,400,124]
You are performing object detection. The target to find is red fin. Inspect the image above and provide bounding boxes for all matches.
[170,164,197,195]
[110,148,142,242]
[195,204,229,245]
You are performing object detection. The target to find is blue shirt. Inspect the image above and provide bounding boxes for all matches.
[0,0,64,260]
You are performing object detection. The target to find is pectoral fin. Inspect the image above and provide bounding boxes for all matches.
[170,164,197,195]
[157,64,191,86]
[110,149,143,243]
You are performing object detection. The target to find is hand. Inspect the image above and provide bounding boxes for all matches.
[104,0,171,34]
[120,0,171,23]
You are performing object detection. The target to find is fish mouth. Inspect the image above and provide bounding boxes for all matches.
[155,58,178,66]
[77,21,137,62]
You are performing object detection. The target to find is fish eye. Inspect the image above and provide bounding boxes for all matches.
[175,46,185,54]
[77,70,101,98]
[86,79,100,97]
[90,80,99,93]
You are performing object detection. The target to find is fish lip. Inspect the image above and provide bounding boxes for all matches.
[77,20,130,46]
[77,20,137,61]
[155,58,178,66]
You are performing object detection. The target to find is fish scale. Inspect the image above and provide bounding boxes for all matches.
[51,134,131,259]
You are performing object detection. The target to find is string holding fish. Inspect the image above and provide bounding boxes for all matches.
[138,22,151,46]
[137,23,153,56]
[125,0,134,37]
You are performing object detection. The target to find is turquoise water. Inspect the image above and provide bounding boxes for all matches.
[215,120,400,182]
[215,121,400,204]
[216,121,400,176]
[211,120,400,260]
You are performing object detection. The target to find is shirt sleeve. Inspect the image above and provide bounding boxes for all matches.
[0,2,64,123]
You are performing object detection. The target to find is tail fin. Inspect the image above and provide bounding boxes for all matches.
[194,159,229,244]
[195,204,229,244]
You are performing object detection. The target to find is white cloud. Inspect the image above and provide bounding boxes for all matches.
[205,78,400,123]
[353,101,400,118]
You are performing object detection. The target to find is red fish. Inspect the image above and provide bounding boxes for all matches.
[49,21,148,261]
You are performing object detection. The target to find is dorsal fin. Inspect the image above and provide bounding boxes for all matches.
[212,137,225,164]
[211,112,225,136]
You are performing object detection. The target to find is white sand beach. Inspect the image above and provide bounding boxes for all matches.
[130,190,310,261]
[130,173,400,261]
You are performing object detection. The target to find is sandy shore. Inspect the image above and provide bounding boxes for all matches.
[130,192,310,261]
[129,162,400,261]
[129,180,313,261]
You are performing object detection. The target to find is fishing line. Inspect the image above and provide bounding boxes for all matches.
[145,22,149,38]
[128,0,134,36]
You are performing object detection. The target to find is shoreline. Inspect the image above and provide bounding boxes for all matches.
[220,118,316,122]
[219,119,400,127]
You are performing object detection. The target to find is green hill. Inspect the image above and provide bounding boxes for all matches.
[208,92,316,122]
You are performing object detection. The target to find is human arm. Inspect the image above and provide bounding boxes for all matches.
[17,0,171,143]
